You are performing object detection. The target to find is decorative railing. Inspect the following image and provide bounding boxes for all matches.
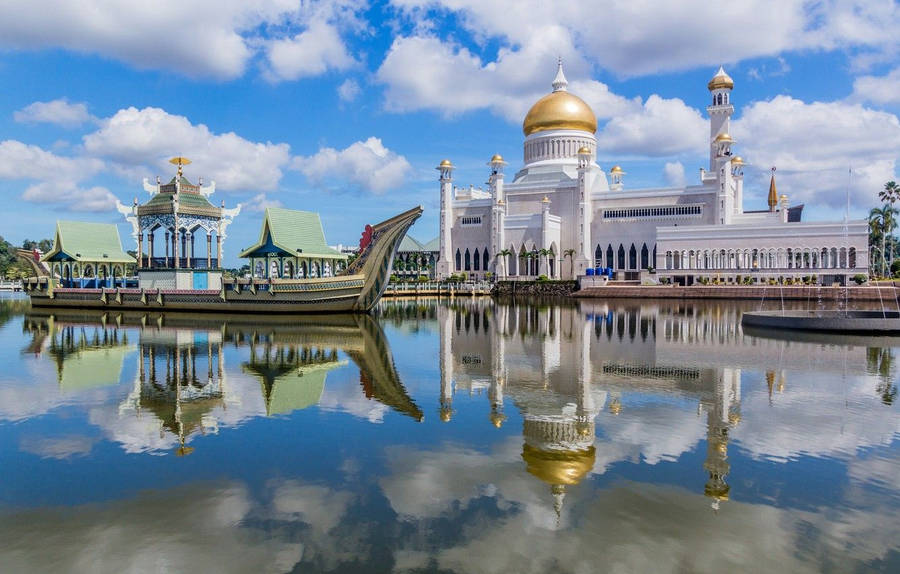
[144,257,219,269]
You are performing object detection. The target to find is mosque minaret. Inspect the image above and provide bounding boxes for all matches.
[437,61,868,286]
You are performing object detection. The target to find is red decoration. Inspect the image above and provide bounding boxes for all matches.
[359,224,373,251]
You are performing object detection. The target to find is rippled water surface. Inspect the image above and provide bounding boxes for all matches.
[0,293,898,573]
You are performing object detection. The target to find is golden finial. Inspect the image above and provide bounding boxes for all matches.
[169,156,192,178]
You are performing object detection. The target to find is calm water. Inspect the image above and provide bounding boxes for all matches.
[0,293,898,573]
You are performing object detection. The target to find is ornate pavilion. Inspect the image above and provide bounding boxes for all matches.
[238,207,347,279]
[41,221,135,288]
[118,157,240,290]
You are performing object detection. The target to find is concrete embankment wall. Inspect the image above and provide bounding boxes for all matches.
[573,285,900,301]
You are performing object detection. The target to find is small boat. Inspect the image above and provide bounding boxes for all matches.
[25,206,423,314]
[741,309,900,334]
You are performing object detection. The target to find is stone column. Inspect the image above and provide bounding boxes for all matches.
[216,235,222,268]
[137,231,144,268]
[173,229,180,269]
[207,232,212,269]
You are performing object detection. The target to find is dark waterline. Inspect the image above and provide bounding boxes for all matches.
[0,293,897,573]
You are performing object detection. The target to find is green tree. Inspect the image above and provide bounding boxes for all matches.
[869,205,898,277]
[538,248,553,278]
[496,248,512,277]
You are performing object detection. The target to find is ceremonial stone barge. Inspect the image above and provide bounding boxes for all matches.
[26,158,422,313]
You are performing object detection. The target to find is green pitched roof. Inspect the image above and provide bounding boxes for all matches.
[422,236,440,251]
[239,207,346,259]
[59,346,134,390]
[42,221,135,264]
[398,235,425,252]
[142,191,216,210]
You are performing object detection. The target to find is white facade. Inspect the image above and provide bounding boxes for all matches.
[437,64,868,285]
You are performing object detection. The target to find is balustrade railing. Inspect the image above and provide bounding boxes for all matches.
[143,257,219,270]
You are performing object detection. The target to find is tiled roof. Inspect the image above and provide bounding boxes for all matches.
[42,221,135,263]
[239,207,347,259]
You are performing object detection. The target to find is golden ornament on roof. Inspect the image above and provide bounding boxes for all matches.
[714,133,733,143]
[490,154,504,163]
[731,156,744,164]
[577,146,591,155]
[523,91,597,136]
[610,165,624,174]
[522,443,596,486]
[707,66,734,91]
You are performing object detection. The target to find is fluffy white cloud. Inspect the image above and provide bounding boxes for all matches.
[265,20,356,82]
[732,96,900,208]
[337,78,361,102]
[292,137,411,194]
[0,139,117,211]
[13,99,93,128]
[83,107,291,191]
[388,1,900,77]
[0,1,367,81]
[852,67,900,105]
[596,95,708,157]
[243,193,284,213]
[664,161,687,187]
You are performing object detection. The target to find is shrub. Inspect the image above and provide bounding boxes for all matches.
[852,274,868,285]
[537,274,549,282]
[417,275,429,282]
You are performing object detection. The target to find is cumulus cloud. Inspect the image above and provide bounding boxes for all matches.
[337,78,361,102]
[19,434,96,459]
[732,95,900,208]
[852,67,900,105]
[243,193,284,212]
[596,95,708,157]
[0,1,368,81]
[0,139,117,211]
[13,99,94,128]
[264,20,356,82]
[388,1,900,77]
[83,107,291,191]
[664,161,687,187]
[292,137,411,194]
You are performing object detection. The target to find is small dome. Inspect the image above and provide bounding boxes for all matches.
[610,165,624,174]
[708,66,734,91]
[714,133,733,143]
[577,146,591,155]
[438,159,453,168]
[730,156,744,164]
[490,154,504,163]
[541,195,550,203]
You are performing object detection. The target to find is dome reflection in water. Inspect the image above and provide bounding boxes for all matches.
[0,295,897,573]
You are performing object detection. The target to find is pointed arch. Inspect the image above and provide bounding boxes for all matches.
[618,244,626,270]
[473,248,480,271]
[641,243,649,269]
[482,248,489,272]
[594,244,602,267]
[455,248,461,271]
[606,244,614,269]
[629,243,637,270]
[464,248,471,271]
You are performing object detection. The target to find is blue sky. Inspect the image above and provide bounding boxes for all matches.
[0,0,899,266]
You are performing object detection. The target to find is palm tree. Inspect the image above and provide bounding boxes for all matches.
[879,181,900,272]
[496,248,512,277]
[869,205,898,277]
[538,248,552,277]
[563,248,577,278]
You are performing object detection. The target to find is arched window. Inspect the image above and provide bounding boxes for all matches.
[594,244,602,267]
[464,248,471,271]
[653,245,657,269]
[629,244,637,269]
[473,248,480,271]
[607,245,614,269]
[483,248,489,271]
[455,249,461,271]
[641,244,649,269]
[618,244,626,270]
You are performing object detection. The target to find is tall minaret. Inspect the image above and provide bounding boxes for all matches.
[436,159,455,279]
[574,146,594,277]
[488,154,507,277]
[707,67,734,171]
[768,168,778,213]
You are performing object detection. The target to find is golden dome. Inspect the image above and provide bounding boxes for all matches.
[610,165,624,174]
[730,156,744,164]
[490,410,507,428]
[523,91,597,136]
[541,195,550,203]
[577,146,591,155]
[522,444,596,486]
[438,159,453,168]
[714,133,733,143]
[708,66,734,91]
[704,482,730,501]
[490,154,504,163]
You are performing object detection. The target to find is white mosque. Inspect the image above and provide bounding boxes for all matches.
[436,63,869,285]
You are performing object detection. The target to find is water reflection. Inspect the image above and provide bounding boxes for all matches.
[21,310,421,454]
[1,297,897,573]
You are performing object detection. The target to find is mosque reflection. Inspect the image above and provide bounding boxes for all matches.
[380,297,885,514]
[22,310,422,454]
